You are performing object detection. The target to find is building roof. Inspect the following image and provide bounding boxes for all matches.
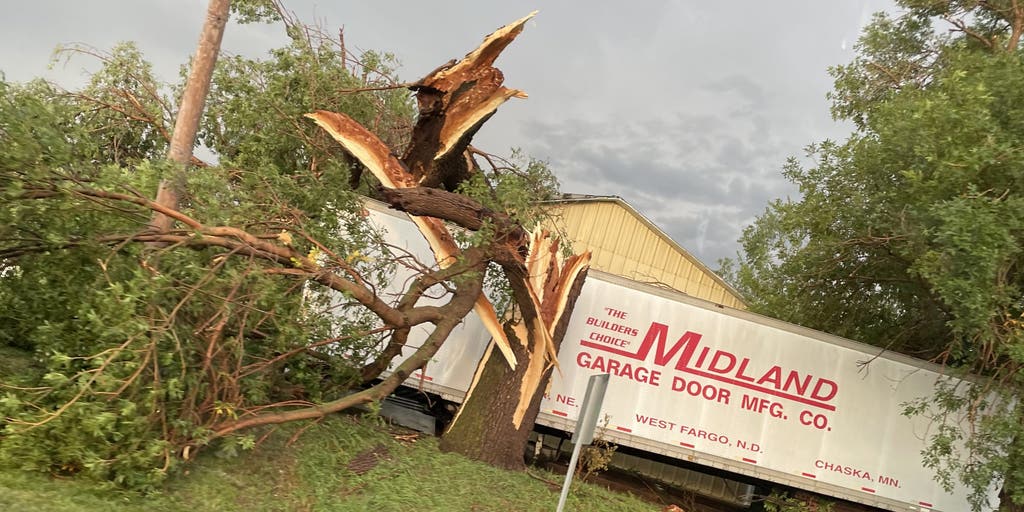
[541,194,747,308]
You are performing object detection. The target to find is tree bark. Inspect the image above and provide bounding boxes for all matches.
[150,0,230,235]
[438,321,538,469]
[440,240,590,468]
[379,186,528,265]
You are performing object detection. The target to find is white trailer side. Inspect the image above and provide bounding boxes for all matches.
[361,201,996,512]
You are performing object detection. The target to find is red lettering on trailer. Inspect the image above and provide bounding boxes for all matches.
[635,414,676,430]
[585,316,639,337]
[735,440,761,452]
[581,323,700,365]
[588,331,630,347]
[679,425,729,445]
[814,460,873,481]
[878,475,900,488]
[740,394,786,418]
[800,410,831,431]
[735,358,757,382]
[581,322,839,411]
[670,376,732,404]
[576,351,661,386]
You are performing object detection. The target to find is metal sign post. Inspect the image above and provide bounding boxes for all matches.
[556,373,610,512]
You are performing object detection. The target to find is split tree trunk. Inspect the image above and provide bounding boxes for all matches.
[440,264,588,468]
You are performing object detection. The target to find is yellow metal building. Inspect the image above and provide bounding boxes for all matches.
[542,194,746,309]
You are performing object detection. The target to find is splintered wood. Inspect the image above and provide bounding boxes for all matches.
[306,12,550,371]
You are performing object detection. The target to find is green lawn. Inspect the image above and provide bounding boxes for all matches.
[0,414,661,512]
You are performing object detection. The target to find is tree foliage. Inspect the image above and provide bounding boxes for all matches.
[0,41,394,487]
[200,28,413,185]
[0,4,569,490]
[727,1,1024,508]
[0,7,565,489]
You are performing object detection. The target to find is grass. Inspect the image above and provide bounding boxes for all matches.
[0,413,661,512]
[0,346,40,382]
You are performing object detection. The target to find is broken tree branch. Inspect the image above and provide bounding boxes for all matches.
[402,12,534,189]
[307,109,519,368]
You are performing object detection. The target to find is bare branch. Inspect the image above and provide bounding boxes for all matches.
[946,15,996,49]
[207,260,483,439]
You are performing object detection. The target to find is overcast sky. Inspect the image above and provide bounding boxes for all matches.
[0,1,896,268]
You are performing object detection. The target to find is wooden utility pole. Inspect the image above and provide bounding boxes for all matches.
[150,0,231,235]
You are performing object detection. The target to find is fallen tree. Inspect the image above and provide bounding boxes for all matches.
[0,7,588,483]
[307,12,592,469]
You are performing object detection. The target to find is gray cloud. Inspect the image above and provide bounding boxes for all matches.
[522,104,798,266]
[0,0,895,269]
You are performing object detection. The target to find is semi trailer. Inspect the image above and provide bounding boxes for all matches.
[359,200,996,512]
